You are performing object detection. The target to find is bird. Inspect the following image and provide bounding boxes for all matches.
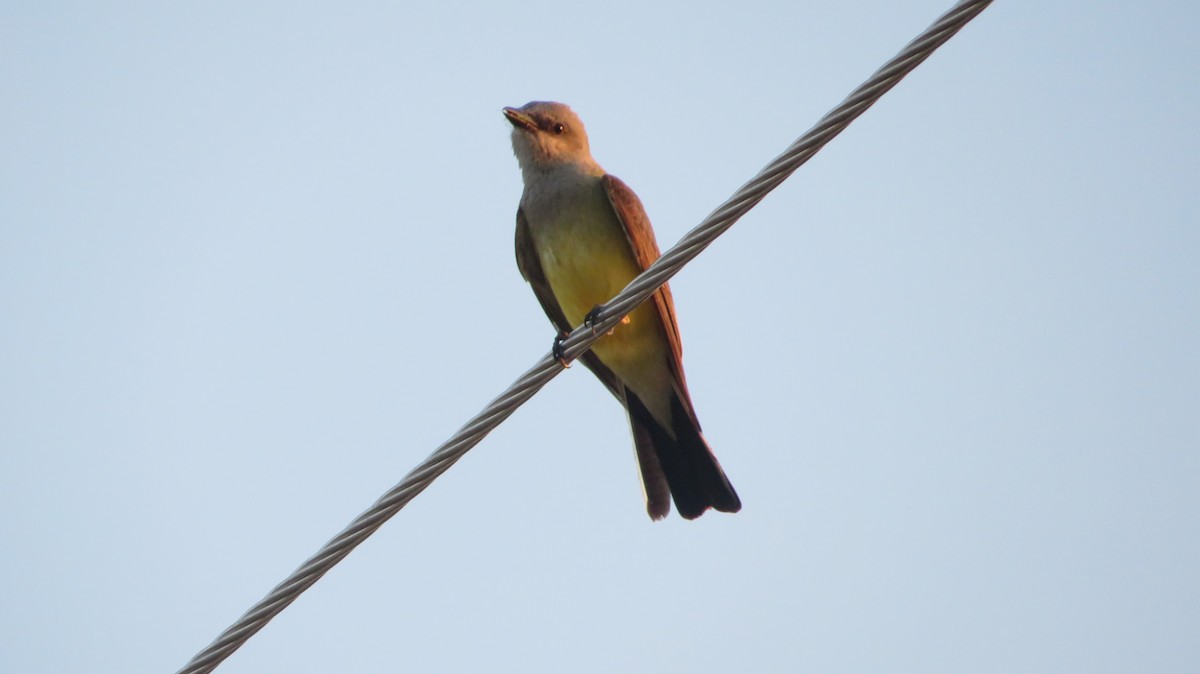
[503,100,740,520]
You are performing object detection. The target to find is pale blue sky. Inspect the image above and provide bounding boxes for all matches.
[2,1,1197,672]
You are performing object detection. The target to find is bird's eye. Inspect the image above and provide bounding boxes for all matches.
[552,123,565,135]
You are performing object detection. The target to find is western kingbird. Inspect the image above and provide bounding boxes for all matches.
[503,101,740,520]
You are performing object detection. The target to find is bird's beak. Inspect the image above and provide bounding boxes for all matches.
[503,107,536,132]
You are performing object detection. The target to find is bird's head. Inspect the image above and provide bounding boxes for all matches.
[503,101,596,174]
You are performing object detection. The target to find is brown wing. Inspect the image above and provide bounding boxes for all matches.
[601,175,689,389]
[515,206,622,400]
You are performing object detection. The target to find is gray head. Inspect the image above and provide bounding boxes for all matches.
[503,101,597,174]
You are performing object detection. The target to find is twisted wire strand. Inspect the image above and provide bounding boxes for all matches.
[176,1,991,671]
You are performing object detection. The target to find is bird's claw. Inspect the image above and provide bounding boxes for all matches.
[552,331,571,368]
[584,305,604,334]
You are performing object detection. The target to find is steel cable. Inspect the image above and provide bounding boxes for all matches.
[176,2,992,671]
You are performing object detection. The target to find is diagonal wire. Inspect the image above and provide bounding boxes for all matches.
[176,1,992,671]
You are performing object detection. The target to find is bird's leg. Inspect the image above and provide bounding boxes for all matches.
[552,330,572,368]
[585,304,627,336]
[584,305,605,334]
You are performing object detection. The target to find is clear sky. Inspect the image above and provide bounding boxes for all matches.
[2,1,1197,672]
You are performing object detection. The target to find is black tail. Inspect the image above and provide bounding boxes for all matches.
[627,389,741,520]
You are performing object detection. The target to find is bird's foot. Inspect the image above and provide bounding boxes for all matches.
[580,305,604,331]
[552,330,571,368]
[585,304,626,336]
[583,305,604,334]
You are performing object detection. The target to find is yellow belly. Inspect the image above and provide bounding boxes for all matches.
[536,200,668,389]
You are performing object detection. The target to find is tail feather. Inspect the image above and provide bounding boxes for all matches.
[627,389,741,520]
[630,419,672,521]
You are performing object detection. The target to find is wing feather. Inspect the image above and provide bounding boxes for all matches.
[602,175,690,393]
